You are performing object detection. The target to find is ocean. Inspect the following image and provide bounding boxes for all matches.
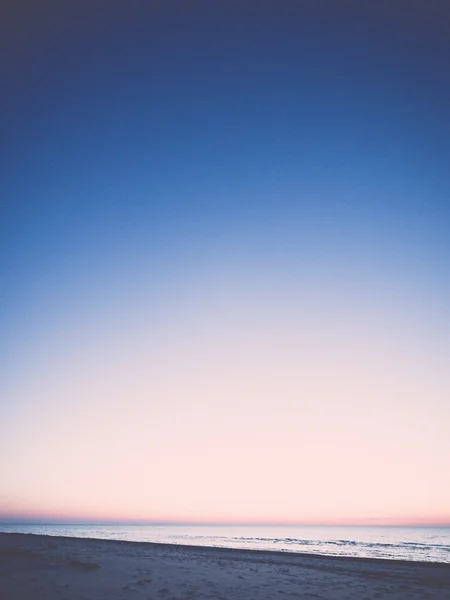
[1,523,449,563]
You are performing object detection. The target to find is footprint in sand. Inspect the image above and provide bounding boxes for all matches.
[137,578,153,584]
[122,584,142,593]
[158,588,170,595]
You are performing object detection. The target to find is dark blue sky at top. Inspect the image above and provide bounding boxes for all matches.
[1,1,450,346]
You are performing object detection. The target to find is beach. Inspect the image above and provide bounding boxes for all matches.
[1,533,449,600]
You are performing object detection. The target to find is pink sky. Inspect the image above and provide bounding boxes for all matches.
[1,262,449,526]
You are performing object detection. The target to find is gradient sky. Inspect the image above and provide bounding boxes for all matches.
[1,1,450,525]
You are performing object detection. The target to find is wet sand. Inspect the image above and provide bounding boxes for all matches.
[1,532,449,599]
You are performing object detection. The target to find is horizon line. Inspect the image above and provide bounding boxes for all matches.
[1,519,450,528]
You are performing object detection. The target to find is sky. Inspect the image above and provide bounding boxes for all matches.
[1,1,450,526]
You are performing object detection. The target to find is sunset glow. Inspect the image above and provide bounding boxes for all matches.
[1,3,449,527]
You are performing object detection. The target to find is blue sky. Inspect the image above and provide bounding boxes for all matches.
[1,2,449,524]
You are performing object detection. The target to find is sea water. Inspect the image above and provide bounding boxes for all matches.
[1,523,449,563]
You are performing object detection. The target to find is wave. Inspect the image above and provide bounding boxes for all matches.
[181,534,450,553]
[245,537,448,549]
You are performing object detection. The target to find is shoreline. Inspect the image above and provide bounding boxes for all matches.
[1,530,449,567]
[1,532,450,599]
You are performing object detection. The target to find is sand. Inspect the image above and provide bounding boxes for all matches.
[1,532,449,599]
